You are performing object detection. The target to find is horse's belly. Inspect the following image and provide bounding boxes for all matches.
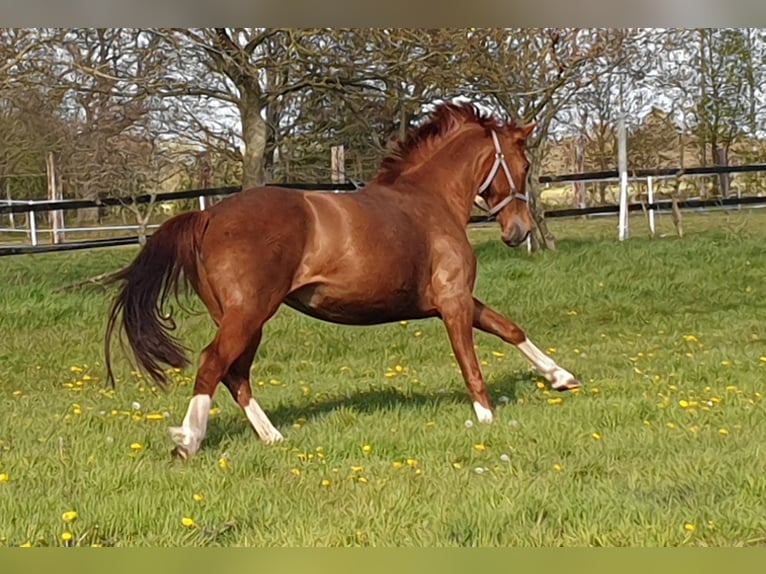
[285,283,429,325]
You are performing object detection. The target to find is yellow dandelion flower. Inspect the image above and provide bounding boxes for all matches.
[720,360,731,367]
[679,400,689,408]
[290,468,301,476]
[217,457,229,469]
[321,479,331,487]
[552,463,562,472]
[70,366,83,373]
[392,461,403,469]
[591,432,602,440]
[473,443,487,452]
[491,351,505,358]
[683,522,695,532]
[357,476,368,484]
[546,347,557,355]
[451,462,462,469]
[719,428,729,436]
[725,385,737,392]
[193,493,204,502]
[683,335,698,343]
[414,469,423,476]
[394,364,404,373]
[362,444,372,454]
[547,397,562,405]
[12,390,22,397]
[130,442,142,450]
[62,510,78,522]
[666,422,677,429]
[0,473,8,483]
[759,356,766,363]
[145,413,164,421]
[181,517,195,528]
[351,465,364,473]
[414,330,423,337]
[406,458,418,466]
[399,320,408,326]
[20,542,32,548]
[61,531,73,542]
[535,381,545,390]
[384,372,397,378]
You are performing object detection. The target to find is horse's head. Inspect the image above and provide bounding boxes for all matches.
[476,123,536,247]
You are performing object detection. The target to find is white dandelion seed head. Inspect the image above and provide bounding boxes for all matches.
[464,420,474,429]
[500,454,510,463]
[131,401,141,411]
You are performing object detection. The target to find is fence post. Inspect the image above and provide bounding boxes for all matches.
[647,176,656,237]
[617,116,629,241]
[198,151,211,212]
[331,145,345,186]
[46,151,64,244]
[28,202,38,247]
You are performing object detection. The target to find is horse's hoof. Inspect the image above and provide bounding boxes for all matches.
[554,378,582,392]
[171,445,189,461]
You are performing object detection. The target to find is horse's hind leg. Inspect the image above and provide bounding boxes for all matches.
[221,330,283,444]
[472,297,581,391]
[169,311,264,459]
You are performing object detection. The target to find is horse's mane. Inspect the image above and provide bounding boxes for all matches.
[373,101,509,185]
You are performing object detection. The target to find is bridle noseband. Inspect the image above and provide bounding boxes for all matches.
[474,130,528,219]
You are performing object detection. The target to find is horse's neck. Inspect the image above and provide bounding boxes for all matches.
[408,136,485,224]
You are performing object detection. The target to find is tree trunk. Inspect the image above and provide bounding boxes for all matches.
[239,88,268,190]
[528,184,556,250]
[573,137,586,211]
[528,151,556,250]
[714,145,730,198]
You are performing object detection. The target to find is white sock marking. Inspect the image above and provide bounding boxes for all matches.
[473,401,494,424]
[517,339,579,389]
[244,398,284,444]
[169,394,211,455]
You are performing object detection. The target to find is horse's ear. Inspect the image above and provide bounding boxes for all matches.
[517,122,537,140]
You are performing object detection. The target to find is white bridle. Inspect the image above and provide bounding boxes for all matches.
[475,130,528,218]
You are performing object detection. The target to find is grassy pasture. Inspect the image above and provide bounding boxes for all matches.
[0,209,765,547]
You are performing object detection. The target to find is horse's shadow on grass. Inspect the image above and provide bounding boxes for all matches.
[202,370,536,450]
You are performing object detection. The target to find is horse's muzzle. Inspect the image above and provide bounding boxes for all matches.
[502,224,530,247]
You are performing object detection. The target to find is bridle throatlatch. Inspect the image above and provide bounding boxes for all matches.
[474,130,528,219]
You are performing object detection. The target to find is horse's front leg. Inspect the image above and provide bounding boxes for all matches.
[439,298,495,424]
[472,297,581,391]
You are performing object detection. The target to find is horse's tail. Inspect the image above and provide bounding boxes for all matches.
[104,210,210,388]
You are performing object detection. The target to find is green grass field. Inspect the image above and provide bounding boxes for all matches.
[1,209,765,547]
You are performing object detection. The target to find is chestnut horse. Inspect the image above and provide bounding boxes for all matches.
[104,101,581,459]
